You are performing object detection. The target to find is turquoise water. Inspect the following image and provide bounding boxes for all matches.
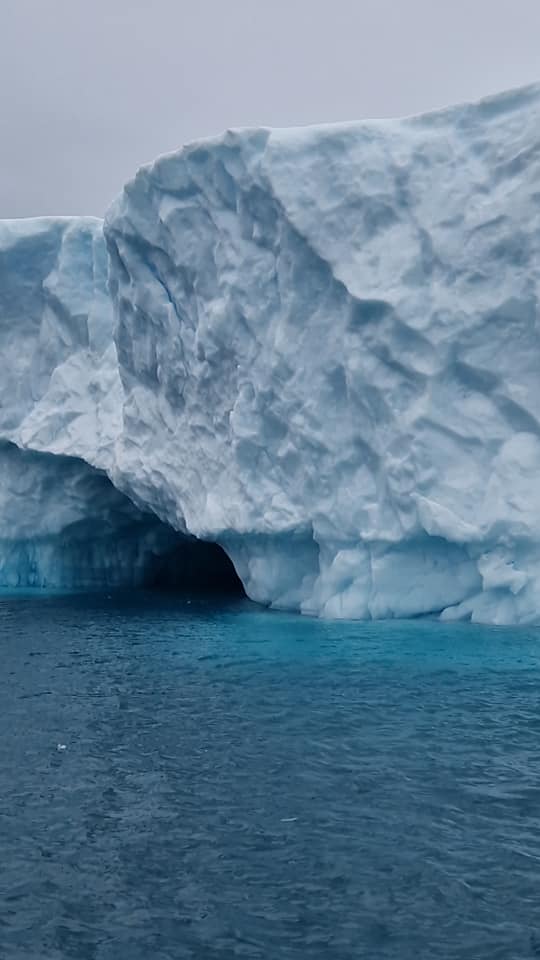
[2,594,540,959]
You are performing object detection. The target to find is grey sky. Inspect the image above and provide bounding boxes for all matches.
[1,0,539,218]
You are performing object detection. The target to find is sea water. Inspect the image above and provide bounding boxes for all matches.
[2,593,540,959]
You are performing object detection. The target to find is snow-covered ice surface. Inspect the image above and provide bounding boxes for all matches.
[104,83,540,624]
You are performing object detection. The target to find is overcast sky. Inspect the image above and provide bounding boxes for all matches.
[1,0,539,218]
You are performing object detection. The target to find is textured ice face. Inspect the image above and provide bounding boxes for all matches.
[104,83,540,623]
[0,218,242,594]
[1,219,129,590]
[3,85,540,621]
[0,217,121,471]
[0,219,179,591]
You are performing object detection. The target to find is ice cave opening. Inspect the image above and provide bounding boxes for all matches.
[146,538,245,596]
[0,443,245,598]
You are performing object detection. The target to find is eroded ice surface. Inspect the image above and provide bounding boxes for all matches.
[0,217,120,470]
[0,218,243,592]
[104,84,540,623]
[0,219,180,590]
[3,85,540,620]
[0,443,180,591]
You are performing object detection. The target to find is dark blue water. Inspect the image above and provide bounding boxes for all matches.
[2,594,540,959]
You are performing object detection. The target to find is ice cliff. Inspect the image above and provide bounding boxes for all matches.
[0,218,191,590]
[3,84,540,621]
[0,217,119,469]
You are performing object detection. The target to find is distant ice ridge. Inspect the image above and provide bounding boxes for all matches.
[104,83,540,624]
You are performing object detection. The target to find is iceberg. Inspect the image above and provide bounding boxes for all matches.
[0,218,238,591]
[103,83,540,624]
[0,218,176,589]
[3,83,540,622]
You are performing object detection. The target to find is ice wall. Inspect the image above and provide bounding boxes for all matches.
[0,217,120,469]
[0,442,180,591]
[0,217,244,594]
[3,85,540,620]
[104,83,540,623]
[0,219,184,591]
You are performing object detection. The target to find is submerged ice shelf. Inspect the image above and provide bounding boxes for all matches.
[3,84,540,621]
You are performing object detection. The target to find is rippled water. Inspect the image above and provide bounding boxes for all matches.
[2,594,540,959]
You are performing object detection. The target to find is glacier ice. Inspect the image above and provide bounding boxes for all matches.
[4,84,540,622]
[0,218,237,592]
[0,218,180,590]
[0,217,120,470]
[103,83,540,624]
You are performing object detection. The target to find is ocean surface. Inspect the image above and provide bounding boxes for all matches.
[2,593,540,960]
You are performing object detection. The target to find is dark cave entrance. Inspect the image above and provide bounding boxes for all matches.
[145,536,245,597]
[0,444,246,598]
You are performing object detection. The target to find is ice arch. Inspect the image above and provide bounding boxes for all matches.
[0,443,243,596]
